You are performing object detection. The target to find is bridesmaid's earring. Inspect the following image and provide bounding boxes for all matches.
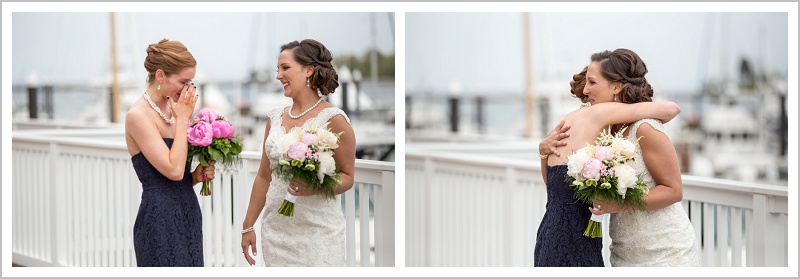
[306,78,310,87]
[158,83,161,91]
[613,94,617,102]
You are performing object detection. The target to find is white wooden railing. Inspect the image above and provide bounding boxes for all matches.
[11,129,395,267]
[406,144,788,267]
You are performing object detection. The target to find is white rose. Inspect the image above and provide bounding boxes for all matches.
[271,131,300,159]
[618,139,636,157]
[613,164,637,198]
[316,151,336,181]
[318,151,336,175]
[566,146,592,179]
[316,129,339,150]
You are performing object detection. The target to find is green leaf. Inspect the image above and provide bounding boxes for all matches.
[208,146,222,160]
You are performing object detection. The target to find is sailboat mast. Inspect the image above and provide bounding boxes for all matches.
[522,12,535,138]
[110,12,121,123]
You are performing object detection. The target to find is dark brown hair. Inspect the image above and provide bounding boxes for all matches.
[570,66,588,103]
[143,39,196,85]
[280,39,339,96]
[590,48,653,103]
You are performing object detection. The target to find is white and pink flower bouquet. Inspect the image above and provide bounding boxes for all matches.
[565,126,649,238]
[187,109,242,196]
[270,117,342,217]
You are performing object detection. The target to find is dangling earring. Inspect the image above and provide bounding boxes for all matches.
[157,83,161,91]
[306,78,310,87]
[613,94,617,102]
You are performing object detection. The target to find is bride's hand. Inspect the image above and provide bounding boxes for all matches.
[539,119,570,159]
[589,198,626,215]
[287,180,319,196]
[241,229,257,266]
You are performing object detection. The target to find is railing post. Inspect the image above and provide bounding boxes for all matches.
[50,142,65,266]
[504,167,517,266]
[345,183,356,266]
[423,157,434,266]
[377,170,395,267]
[751,194,767,266]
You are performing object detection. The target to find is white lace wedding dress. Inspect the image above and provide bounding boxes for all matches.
[260,106,349,266]
[609,119,700,267]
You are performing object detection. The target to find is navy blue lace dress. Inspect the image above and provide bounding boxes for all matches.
[533,165,604,267]
[132,138,203,267]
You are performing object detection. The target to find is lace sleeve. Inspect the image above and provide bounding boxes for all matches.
[628,118,668,140]
[316,107,351,124]
[267,106,287,129]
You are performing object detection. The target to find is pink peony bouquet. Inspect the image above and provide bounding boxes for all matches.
[187,109,242,196]
[565,126,649,238]
[269,117,342,217]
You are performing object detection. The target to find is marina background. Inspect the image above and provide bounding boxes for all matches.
[11,12,396,161]
[406,12,790,185]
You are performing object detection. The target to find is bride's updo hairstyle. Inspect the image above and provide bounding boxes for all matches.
[570,66,589,103]
[590,48,654,103]
[280,39,339,96]
[144,39,196,85]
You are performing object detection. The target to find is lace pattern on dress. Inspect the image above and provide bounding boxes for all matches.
[609,118,700,267]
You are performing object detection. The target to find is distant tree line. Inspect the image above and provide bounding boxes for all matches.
[337,50,395,80]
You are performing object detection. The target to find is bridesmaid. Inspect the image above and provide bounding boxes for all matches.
[125,39,216,266]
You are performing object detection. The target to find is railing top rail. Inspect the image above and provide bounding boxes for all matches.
[407,149,787,198]
[13,133,395,171]
[407,148,538,170]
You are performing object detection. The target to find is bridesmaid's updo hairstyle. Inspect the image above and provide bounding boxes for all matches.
[570,66,589,103]
[590,48,653,103]
[144,39,196,85]
[280,39,339,96]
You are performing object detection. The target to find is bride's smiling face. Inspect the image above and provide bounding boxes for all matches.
[276,49,311,98]
[583,61,619,105]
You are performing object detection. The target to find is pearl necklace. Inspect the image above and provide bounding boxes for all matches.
[142,90,175,124]
[288,98,323,119]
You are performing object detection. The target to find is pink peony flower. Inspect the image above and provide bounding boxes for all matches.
[194,109,220,124]
[211,120,235,139]
[187,121,213,147]
[287,142,309,161]
[301,132,319,146]
[594,145,613,161]
[581,158,604,180]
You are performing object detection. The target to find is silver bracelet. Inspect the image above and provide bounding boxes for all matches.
[241,227,255,234]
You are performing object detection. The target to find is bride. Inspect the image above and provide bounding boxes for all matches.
[240,39,356,266]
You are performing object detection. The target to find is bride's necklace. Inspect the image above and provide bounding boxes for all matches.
[142,90,175,125]
[288,98,323,119]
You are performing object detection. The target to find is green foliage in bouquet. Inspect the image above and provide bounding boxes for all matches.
[272,158,342,200]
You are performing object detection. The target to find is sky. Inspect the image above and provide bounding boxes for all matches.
[11,12,395,86]
[406,12,789,96]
